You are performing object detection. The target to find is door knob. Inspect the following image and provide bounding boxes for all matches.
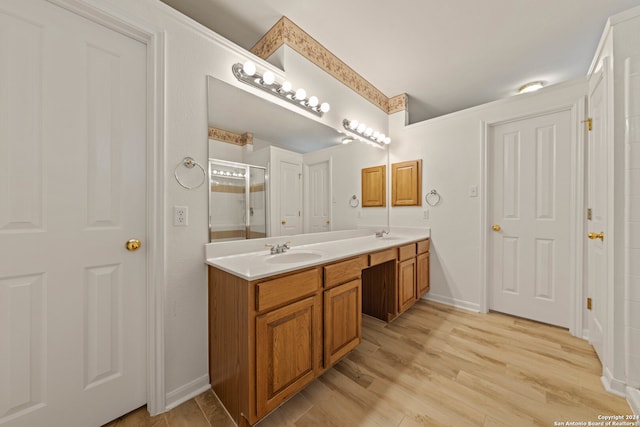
[492,224,501,232]
[281,219,286,225]
[588,231,604,241]
[326,220,330,225]
[126,239,142,251]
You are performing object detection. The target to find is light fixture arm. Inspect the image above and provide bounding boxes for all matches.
[231,63,329,117]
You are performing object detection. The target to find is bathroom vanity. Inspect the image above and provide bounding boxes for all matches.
[205,228,430,426]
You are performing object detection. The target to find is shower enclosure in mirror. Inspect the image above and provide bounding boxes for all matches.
[209,159,267,242]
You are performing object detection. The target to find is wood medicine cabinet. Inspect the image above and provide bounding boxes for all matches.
[361,165,386,207]
[392,159,422,206]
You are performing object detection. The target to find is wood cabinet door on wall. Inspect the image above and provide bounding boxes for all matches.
[324,279,362,367]
[362,165,386,207]
[398,258,417,313]
[392,160,422,206]
[417,252,430,297]
[255,295,321,418]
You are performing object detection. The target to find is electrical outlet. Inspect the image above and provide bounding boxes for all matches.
[423,210,429,220]
[174,206,188,226]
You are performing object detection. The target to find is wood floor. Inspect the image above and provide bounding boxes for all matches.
[105,300,632,427]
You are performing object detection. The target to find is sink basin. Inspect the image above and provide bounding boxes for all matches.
[377,236,403,241]
[265,251,324,264]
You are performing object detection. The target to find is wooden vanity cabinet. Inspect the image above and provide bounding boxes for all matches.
[397,243,418,313]
[416,239,431,297]
[323,256,367,367]
[255,269,322,418]
[397,239,430,314]
[208,266,322,426]
[208,240,429,426]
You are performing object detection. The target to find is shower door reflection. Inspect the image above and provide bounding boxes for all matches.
[209,159,267,241]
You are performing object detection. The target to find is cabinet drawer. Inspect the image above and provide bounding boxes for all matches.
[256,268,320,312]
[324,255,368,288]
[417,239,430,254]
[398,243,417,262]
[369,248,396,266]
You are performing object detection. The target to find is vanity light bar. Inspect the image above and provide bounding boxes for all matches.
[342,119,391,147]
[232,62,330,117]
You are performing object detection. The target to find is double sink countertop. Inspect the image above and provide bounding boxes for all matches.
[205,227,431,281]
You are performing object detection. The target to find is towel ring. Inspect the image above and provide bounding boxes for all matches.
[174,157,206,190]
[425,189,441,207]
[349,195,360,208]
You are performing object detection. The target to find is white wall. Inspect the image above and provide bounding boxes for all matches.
[101,0,388,410]
[388,79,588,311]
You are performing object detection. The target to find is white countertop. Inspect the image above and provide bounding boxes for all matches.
[205,227,430,280]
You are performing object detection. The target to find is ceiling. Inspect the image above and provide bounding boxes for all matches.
[161,0,640,123]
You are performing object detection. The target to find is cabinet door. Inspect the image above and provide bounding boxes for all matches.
[398,258,417,313]
[392,159,422,206]
[417,252,430,297]
[324,279,362,367]
[256,295,321,418]
[361,165,386,207]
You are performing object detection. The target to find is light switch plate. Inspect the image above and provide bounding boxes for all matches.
[469,185,478,197]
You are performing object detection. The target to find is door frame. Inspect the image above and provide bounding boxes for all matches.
[480,100,586,336]
[47,0,166,415]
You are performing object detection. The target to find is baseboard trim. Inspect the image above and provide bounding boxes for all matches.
[627,387,640,415]
[423,294,480,312]
[165,375,211,411]
[601,367,627,398]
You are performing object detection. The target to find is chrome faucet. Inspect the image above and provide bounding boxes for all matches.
[375,230,389,238]
[266,241,291,254]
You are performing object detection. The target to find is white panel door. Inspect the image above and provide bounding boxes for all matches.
[587,63,608,363]
[489,110,572,327]
[0,1,147,426]
[279,160,302,235]
[307,161,331,233]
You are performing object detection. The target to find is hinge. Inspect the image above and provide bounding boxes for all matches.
[587,297,592,310]
[298,211,301,217]
[582,118,593,131]
[587,208,592,221]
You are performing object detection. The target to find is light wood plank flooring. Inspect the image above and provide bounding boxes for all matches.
[105,300,632,426]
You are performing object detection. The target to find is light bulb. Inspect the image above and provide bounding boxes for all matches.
[242,61,256,77]
[383,137,391,144]
[357,123,366,133]
[364,127,373,137]
[320,102,330,113]
[377,133,385,142]
[373,131,380,140]
[294,88,307,100]
[348,120,358,130]
[308,96,319,107]
[262,70,275,85]
[281,81,292,92]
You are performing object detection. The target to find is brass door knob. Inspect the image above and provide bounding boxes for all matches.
[126,239,142,251]
[588,231,604,241]
[492,224,501,232]
[281,219,286,225]
[326,220,330,225]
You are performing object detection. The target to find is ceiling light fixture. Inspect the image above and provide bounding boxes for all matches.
[232,61,330,117]
[342,119,391,146]
[518,81,545,94]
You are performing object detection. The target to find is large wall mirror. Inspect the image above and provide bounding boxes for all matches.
[207,76,389,242]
